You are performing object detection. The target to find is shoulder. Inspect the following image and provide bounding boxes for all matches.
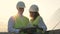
[38,16,43,20]
[39,16,44,23]
[23,16,29,20]
[37,16,44,22]
[9,16,15,21]
[36,16,41,20]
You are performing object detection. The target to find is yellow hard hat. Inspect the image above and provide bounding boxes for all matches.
[16,1,25,8]
[29,5,39,12]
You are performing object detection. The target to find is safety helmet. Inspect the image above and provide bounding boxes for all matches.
[29,5,39,12]
[16,1,25,8]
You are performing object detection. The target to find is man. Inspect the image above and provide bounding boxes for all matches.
[8,1,29,34]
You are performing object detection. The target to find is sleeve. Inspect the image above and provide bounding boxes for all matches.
[8,16,20,33]
[38,17,47,31]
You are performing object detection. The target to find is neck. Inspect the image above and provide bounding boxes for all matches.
[18,13,23,17]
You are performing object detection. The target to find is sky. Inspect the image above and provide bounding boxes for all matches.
[0,0,60,32]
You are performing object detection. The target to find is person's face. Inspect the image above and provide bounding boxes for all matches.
[29,11,36,17]
[17,8,24,15]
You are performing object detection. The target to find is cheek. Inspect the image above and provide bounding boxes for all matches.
[18,9,24,13]
[30,13,34,17]
[19,9,23,11]
[18,10,23,14]
[30,13,31,16]
[20,9,24,11]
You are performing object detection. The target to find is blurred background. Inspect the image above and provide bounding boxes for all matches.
[0,0,60,32]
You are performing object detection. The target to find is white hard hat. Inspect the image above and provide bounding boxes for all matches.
[16,1,25,8]
[29,5,39,12]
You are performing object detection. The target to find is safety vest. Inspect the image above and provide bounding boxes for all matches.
[30,16,44,34]
[30,16,40,26]
[13,15,29,29]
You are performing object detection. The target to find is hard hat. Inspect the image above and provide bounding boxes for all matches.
[16,1,25,8]
[29,5,39,12]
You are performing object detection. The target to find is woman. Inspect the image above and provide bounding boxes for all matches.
[29,5,47,34]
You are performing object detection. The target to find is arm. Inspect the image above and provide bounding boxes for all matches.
[38,17,47,31]
[8,16,20,33]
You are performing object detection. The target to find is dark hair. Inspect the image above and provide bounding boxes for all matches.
[34,12,40,20]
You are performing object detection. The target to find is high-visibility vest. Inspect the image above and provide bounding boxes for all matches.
[30,16,44,34]
[13,15,29,29]
[30,16,40,26]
